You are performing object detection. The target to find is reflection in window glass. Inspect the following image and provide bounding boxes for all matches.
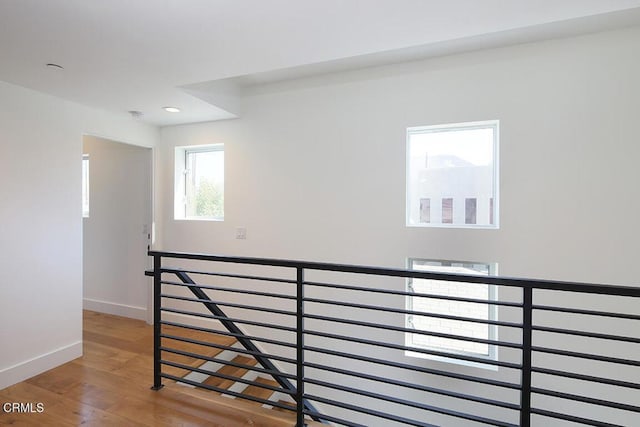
[420,198,430,223]
[407,259,497,363]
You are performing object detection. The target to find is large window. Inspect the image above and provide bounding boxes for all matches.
[407,259,497,367]
[406,120,499,228]
[174,145,224,220]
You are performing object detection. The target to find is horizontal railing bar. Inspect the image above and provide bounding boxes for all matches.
[150,250,640,296]
[166,269,323,419]
[149,251,640,427]
[304,345,521,389]
[160,359,292,396]
[302,410,367,427]
[160,307,297,333]
[162,267,297,285]
[532,325,640,344]
[304,328,522,366]
[160,373,293,409]
[531,408,623,427]
[304,297,523,328]
[531,387,640,413]
[532,367,640,390]
[305,394,439,427]
[161,293,296,317]
[306,377,517,427]
[308,328,520,369]
[159,346,296,381]
[533,304,640,321]
[305,281,523,307]
[160,334,297,365]
[160,320,297,349]
[162,279,296,300]
[532,346,640,367]
[304,361,521,411]
[304,313,522,350]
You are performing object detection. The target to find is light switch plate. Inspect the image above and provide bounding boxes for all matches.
[236,227,247,240]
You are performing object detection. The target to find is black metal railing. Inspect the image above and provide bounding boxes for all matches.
[148,250,640,427]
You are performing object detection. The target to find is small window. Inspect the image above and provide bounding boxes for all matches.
[82,154,89,218]
[174,145,224,220]
[441,198,453,224]
[465,198,477,224]
[406,259,498,368]
[407,121,499,228]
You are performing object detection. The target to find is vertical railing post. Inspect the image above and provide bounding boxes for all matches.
[151,253,164,391]
[296,266,305,427]
[520,286,533,427]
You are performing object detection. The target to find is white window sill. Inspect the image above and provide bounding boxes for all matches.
[404,349,498,371]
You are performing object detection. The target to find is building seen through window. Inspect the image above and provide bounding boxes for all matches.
[407,121,498,228]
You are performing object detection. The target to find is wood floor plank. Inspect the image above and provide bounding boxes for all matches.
[272,400,296,413]
[160,323,237,378]
[203,354,258,389]
[39,397,147,427]
[0,382,81,427]
[171,386,297,426]
[0,311,298,427]
[241,377,280,404]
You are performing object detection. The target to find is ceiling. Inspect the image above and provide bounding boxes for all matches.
[1,0,640,127]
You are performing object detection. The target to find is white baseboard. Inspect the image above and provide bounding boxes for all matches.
[0,341,82,390]
[83,298,147,321]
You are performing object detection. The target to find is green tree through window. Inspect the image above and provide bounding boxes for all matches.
[195,179,224,218]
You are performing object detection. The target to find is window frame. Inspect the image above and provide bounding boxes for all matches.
[174,144,224,221]
[406,120,499,229]
[82,154,90,218]
[405,258,498,370]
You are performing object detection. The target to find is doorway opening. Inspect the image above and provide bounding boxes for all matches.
[82,135,153,324]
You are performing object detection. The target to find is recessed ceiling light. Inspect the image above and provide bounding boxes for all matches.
[163,106,180,113]
[46,63,64,70]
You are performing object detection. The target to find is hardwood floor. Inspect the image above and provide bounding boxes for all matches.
[0,311,300,426]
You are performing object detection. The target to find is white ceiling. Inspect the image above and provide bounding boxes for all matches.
[1,0,640,126]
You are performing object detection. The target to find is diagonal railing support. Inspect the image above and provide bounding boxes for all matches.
[147,250,640,427]
[155,268,323,424]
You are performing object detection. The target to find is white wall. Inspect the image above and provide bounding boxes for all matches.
[155,26,640,425]
[158,25,640,285]
[83,136,152,320]
[0,81,157,389]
